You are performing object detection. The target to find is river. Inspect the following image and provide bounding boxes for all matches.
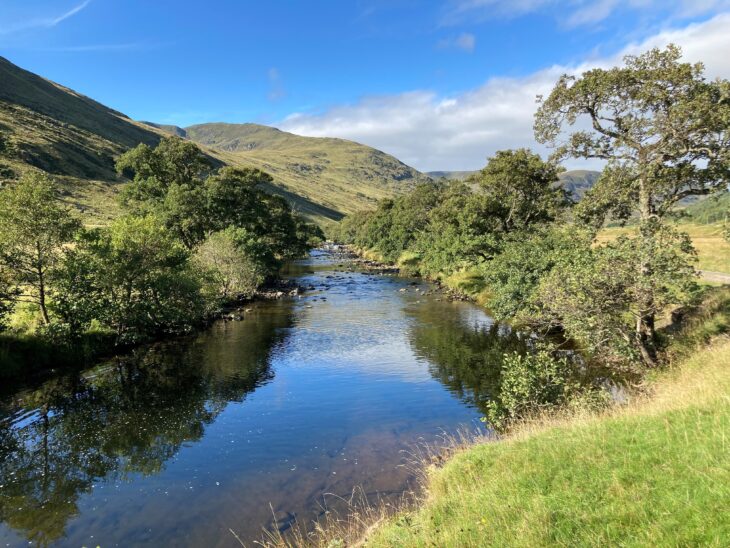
[0,248,529,547]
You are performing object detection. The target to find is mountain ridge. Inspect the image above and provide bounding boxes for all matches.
[0,57,426,223]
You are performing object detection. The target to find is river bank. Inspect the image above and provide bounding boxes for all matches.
[265,285,730,547]
[0,263,310,390]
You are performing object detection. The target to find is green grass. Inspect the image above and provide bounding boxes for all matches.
[367,335,730,547]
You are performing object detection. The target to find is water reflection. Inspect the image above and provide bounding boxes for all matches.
[0,303,294,546]
[0,252,532,547]
[407,299,530,415]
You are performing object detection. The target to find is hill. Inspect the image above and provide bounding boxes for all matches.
[0,56,168,222]
[173,123,429,219]
[0,57,426,224]
[426,170,475,181]
[559,169,601,199]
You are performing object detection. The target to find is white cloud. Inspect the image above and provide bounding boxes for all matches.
[280,13,730,172]
[438,32,477,52]
[0,0,92,35]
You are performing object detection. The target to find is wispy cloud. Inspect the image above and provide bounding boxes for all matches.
[0,0,92,35]
[442,0,730,27]
[437,32,476,52]
[267,67,286,102]
[280,13,730,172]
[36,42,172,53]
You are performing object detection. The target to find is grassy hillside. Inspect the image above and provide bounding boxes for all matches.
[681,191,730,225]
[180,123,429,219]
[0,56,168,223]
[366,322,730,546]
[0,57,426,225]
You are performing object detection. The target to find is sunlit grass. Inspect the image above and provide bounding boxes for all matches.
[599,223,730,274]
[365,336,730,547]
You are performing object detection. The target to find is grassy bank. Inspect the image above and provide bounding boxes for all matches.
[361,306,730,546]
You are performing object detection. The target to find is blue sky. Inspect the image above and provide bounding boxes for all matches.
[2,1,730,170]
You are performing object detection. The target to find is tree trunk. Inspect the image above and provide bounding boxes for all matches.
[38,265,50,325]
[637,177,658,367]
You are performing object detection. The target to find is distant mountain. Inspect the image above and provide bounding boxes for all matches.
[0,57,427,223]
[428,168,601,199]
[176,123,429,219]
[426,170,475,181]
[559,169,601,200]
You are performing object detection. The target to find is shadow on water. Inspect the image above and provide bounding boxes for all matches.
[0,303,295,547]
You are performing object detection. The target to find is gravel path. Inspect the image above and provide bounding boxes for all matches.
[700,270,730,284]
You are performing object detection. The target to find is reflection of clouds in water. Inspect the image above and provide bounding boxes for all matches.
[274,275,437,382]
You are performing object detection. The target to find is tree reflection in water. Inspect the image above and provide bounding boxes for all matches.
[406,299,531,415]
[0,303,294,546]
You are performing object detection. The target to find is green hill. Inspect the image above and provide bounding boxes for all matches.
[175,123,429,219]
[0,57,426,224]
[0,56,169,222]
[682,191,730,224]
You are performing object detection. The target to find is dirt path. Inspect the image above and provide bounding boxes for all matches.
[700,270,730,284]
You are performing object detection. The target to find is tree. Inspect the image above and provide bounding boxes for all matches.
[0,265,17,331]
[0,173,80,325]
[535,45,729,365]
[56,216,206,344]
[194,228,269,300]
[534,223,698,367]
[471,148,569,233]
[482,226,593,325]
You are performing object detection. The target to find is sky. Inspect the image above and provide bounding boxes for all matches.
[2,1,730,171]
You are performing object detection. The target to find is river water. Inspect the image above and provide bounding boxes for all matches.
[0,249,529,547]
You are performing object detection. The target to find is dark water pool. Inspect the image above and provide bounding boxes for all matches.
[0,249,528,547]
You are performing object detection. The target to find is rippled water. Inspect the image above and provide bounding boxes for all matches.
[0,249,528,547]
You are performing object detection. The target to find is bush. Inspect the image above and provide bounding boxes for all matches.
[485,349,577,432]
[194,228,269,301]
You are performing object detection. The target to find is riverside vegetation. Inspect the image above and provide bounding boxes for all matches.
[1,43,729,547]
[0,136,322,380]
[317,45,730,546]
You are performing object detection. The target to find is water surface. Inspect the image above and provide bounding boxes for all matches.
[0,250,527,547]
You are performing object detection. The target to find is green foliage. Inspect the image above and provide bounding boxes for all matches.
[485,349,577,432]
[194,228,269,300]
[0,172,81,324]
[336,149,569,278]
[536,222,699,367]
[0,265,17,331]
[472,148,570,231]
[482,226,593,323]
[118,140,316,259]
[56,216,206,345]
